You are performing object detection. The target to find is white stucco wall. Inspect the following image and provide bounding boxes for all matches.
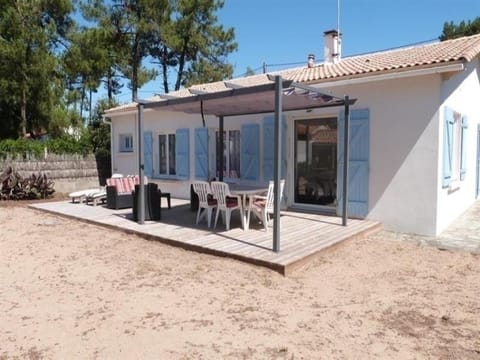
[305,75,441,235]
[108,109,272,199]
[316,60,480,235]
[436,59,480,234]
[110,112,138,176]
[107,60,480,236]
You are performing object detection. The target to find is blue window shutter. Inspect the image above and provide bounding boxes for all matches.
[460,115,468,181]
[143,131,153,177]
[241,123,260,180]
[263,117,274,181]
[263,116,287,181]
[443,107,454,187]
[176,128,190,179]
[194,127,209,179]
[337,108,369,218]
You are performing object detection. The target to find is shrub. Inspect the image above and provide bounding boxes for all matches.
[0,138,44,158]
[0,133,93,159]
[0,166,55,200]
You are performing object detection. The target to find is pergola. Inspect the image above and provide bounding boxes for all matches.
[135,75,356,252]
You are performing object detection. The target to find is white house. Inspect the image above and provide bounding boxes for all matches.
[104,32,480,236]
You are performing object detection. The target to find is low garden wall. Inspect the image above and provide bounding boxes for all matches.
[0,153,111,194]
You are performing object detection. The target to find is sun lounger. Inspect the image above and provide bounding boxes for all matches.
[68,188,106,205]
[68,188,101,203]
[85,189,107,206]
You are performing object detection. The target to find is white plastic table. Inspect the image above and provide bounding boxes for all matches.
[229,184,268,230]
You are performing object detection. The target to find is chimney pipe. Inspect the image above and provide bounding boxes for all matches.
[324,29,342,64]
[307,54,315,68]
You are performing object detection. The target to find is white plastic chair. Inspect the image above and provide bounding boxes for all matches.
[210,181,244,231]
[249,179,285,231]
[192,181,217,228]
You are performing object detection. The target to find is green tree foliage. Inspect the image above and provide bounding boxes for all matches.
[81,0,167,101]
[0,0,238,143]
[0,0,75,139]
[154,0,237,92]
[63,27,112,117]
[88,98,116,156]
[440,17,480,40]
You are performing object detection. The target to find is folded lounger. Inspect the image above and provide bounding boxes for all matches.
[68,188,103,204]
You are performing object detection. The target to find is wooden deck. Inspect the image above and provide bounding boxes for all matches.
[30,199,382,275]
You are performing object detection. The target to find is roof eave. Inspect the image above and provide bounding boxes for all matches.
[104,106,155,118]
[304,61,466,87]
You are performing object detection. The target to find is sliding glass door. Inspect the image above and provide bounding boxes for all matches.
[294,117,337,207]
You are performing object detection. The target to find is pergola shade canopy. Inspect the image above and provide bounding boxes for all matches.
[135,75,355,252]
[142,80,356,116]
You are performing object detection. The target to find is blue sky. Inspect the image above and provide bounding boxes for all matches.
[113,0,480,103]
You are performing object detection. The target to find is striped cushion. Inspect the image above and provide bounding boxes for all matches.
[253,199,266,207]
[107,177,136,194]
[115,178,123,193]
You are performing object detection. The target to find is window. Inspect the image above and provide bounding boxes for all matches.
[443,107,468,188]
[451,113,462,181]
[216,130,241,178]
[119,134,133,152]
[159,133,176,175]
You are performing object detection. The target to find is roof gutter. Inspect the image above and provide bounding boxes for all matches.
[102,115,111,124]
[308,62,465,88]
[103,106,155,118]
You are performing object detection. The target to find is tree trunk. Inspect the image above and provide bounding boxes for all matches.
[132,37,139,102]
[162,46,169,93]
[175,51,186,91]
[175,39,190,91]
[107,76,113,104]
[21,86,27,137]
[80,84,86,120]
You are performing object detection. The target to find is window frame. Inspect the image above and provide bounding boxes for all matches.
[451,111,462,183]
[157,132,177,177]
[119,133,133,153]
[443,107,468,190]
[216,129,241,179]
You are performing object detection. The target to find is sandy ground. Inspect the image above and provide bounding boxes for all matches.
[0,203,479,360]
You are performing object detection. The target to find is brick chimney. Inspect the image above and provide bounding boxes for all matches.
[324,30,341,64]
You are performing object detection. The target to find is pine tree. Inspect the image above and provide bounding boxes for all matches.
[0,0,74,138]
[81,0,168,101]
[440,17,480,40]
[155,0,237,92]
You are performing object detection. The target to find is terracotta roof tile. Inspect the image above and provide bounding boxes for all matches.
[105,34,480,114]
[291,33,480,83]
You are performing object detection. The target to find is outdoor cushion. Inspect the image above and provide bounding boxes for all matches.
[106,176,139,194]
[253,198,266,208]
[207,194,217,206]
[106,175,138,209]
[225,196,239,208]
